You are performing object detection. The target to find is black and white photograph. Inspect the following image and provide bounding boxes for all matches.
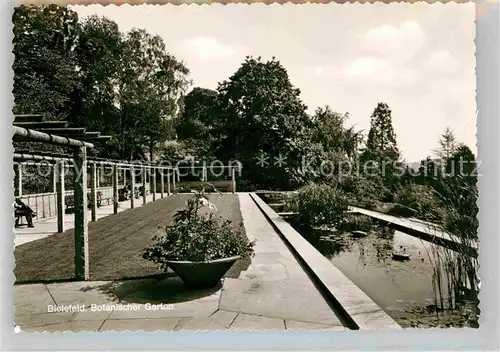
[11,2,480,333]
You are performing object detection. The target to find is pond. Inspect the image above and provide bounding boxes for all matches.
[290,223,478,328]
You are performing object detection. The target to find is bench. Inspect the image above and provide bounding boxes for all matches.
[14,208,37,227]
[65,191,112,211]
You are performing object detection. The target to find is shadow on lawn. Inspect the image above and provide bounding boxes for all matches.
[83,275,222,304]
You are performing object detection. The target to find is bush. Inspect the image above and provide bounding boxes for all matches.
[143,191,255,269]
[389,183,443,221]
[288,183,349,229]
[339,213,373,233]
[339,175,388,209]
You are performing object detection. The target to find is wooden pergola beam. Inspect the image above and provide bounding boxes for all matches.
[14,121,69,129]
[37,128,87,135]
[14,114,44,122]
[13,126,94,149]
[72,135,112,141]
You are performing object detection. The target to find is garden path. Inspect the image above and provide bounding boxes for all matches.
[14,193,348,332]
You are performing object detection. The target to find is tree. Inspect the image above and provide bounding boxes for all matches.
[12,5,80,120]
[71,15,124,157]
[117,29,190,160]
[311,106,362,163]
[445,143,476,182]
[175,87,219,157]
[362,102,400,163]
[361,103,401,187]
[213,56,312,189]
[434,126,457,161]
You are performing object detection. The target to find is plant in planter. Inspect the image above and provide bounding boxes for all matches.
[142,184,255,289]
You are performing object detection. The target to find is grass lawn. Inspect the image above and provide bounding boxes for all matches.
[14,194,249,283]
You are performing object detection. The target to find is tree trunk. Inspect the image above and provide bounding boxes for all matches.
[149,139,154,162]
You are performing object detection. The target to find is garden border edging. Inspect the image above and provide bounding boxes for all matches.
[249,192,401,330]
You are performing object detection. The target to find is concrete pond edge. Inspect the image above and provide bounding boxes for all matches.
[249,192,401,330]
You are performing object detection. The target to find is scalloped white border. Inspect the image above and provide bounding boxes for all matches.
[2,2,499,350]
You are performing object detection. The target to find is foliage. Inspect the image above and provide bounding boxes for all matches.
[433,127,457,161]
[157,141,191,166]
[211,56,312,190]
[13,5,80,121]
[388,183,444,222]
[13,5,190,161]
[360,102,402,188]
[339,213,373,233]
[287,183,349,229]
[142,189,255,266]
[311,106,362,163]
[338,175,388,209]
[175,87,219,157]
[361,103,400,162]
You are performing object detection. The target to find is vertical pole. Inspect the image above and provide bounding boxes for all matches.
[142,166,146,205]
[123,168,127,188]
[15,163,23,197]
[152,168,157,201]
[232,167,236,194]
[52,164,57,193]
[172,170,176,193]
[112,164,118,214]
[73,147,89,281]
[96,167,100,189]
[167,171,171,196]
[90,162,97,222]
[130,165,135,209]
[56,161,65,233]
[160,168,164,198]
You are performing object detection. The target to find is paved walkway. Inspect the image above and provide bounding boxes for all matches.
[14,193,347,332]
[14,193,164,247]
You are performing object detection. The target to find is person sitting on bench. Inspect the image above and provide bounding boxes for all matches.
[14,198,36,228]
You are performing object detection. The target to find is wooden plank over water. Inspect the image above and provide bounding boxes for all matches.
[348,206,478,255]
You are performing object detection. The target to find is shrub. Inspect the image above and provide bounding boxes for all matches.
[389,183,443,222]
[143,190,255,269]
[339,175,388,209]
[339,213,373,233]
[288,183,349,229]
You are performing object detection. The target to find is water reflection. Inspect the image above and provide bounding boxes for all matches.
[295,223,452,319]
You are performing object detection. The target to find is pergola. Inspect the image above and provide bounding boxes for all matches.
[13,114,179,281]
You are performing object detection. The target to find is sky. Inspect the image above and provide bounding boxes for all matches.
[71,3,476,163]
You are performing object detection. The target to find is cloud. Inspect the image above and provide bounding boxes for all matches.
[359,21,427,61]
[182,37,246,61]
[423,49,461,73]
[343,57,420,87]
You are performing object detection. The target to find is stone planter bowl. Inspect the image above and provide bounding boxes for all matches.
[166,255,241,289]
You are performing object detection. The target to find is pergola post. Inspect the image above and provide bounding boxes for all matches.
[52,164,57,193]
[160,168,164,198]
[152,168,157,201]
[73,146,89,281]
[90,162,97,222]
[123,168,127,188]
[15,163,22,197]
[130,165,135,209]
[232,167,236,194]
[56,161,65,233]
[167,171,171,196]
[96,168,100,188]
[112,164,118,214]
[142,166,147,205]
[172,170,176,193]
